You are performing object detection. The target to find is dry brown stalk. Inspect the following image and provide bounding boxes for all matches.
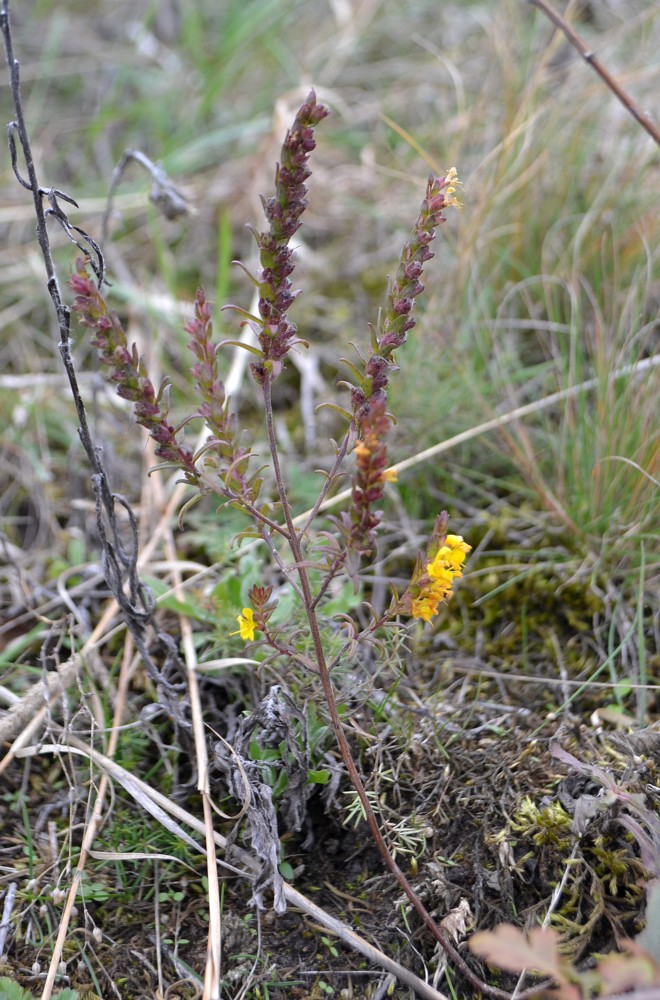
[527,0,660,145]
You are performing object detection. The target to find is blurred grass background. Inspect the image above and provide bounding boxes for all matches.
[1,0,658,673]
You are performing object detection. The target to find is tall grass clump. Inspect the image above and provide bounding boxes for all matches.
[385,4,658,695]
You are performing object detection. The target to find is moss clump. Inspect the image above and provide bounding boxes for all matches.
[508,796,573,849]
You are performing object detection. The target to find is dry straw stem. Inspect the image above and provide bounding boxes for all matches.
[9,341,224,995]
[14,737,450,1000]
[144,429,223,1000]
[527,0,660,145]
[317,355,660,516]
[33,637,135,1000]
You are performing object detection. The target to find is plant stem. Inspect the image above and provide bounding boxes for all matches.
[527,0,660,145]
[261,376,543,1000]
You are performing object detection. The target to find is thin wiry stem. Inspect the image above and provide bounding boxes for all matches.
[262,377,547,1000]
[1,1,180,703]
[0,8,196,993]
[527,0,660,145]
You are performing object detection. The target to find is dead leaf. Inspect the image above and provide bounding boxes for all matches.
[469,924,565,980]
[597,947,660,994]
[440,898,472,941]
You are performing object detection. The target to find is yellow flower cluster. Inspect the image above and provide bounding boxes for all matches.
[443,167,463,210]
[411,534,471,623]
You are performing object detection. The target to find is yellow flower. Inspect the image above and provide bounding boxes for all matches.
[446,533,471,555]
[410,532,472,623]
[380,467,398,483]
[431,581,453,604]
[230,607,258,641]
[428,558,455,587]
[411,594,441,623]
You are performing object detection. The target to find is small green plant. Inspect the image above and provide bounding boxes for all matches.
[0,979,78,1000]
[508,796,573,849]
[320,935,339,959]
[342,774,430,862]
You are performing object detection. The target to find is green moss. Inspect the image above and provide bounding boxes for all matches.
[588,837,647,898]
[508,796,573,849]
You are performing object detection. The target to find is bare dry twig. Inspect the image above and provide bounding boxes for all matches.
[527,0,660,145]
[0,1,188,734]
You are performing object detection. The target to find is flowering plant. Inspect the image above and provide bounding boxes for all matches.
[70,90,480,988]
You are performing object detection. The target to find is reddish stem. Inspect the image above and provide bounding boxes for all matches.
[527,0,660,145]
[261,376,546,1000]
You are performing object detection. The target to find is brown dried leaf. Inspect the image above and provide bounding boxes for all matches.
[439,898,472,942]
[469,924,566,980]
[597,946,660,994]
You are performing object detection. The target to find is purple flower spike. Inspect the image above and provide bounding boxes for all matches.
[248,90,330,386]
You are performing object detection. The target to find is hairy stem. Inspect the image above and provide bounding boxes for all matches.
[299,429,353,536]
[261,375,541,999]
